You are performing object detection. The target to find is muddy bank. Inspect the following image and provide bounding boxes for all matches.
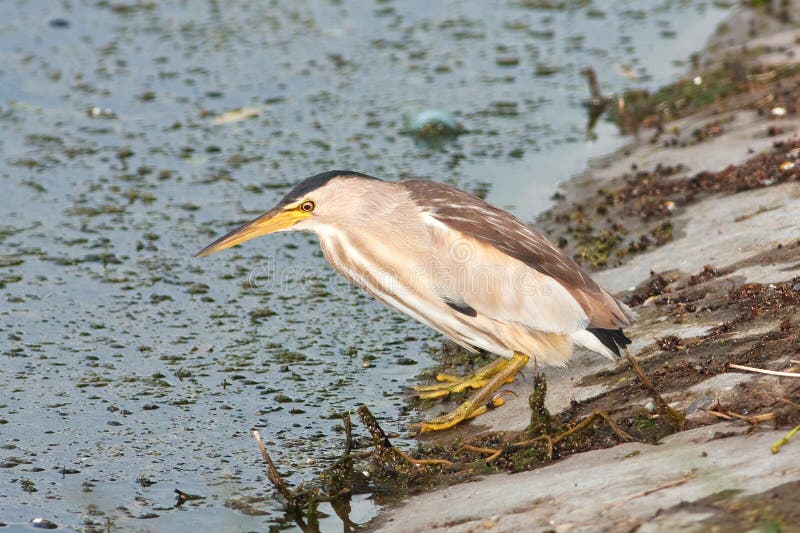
[373,4,800,531]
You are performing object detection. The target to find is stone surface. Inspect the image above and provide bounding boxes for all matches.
[377,424,797,532]
[594,181,800,294]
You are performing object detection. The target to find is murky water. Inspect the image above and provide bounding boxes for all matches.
[1,0,730,530]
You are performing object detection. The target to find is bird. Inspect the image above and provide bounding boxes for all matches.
[196,170,634,432]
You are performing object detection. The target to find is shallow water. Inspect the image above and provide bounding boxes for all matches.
[0,0,731,529]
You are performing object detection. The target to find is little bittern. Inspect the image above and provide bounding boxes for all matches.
[197,171,634,432]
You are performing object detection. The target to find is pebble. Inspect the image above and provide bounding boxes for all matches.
[48,18,69,28]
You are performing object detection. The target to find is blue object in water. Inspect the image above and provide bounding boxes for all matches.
[402,109,463,137]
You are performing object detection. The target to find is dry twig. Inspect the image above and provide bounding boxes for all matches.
[252,427,294,502]
[623,472,697,503]
[705,405,775,425]
[625,349,685,430]
[512,409,634,459]
[705,409,733,420]
[460,444,504,463]
[778,397,800,410]
[729,363,800,378]
[727,412,774,424]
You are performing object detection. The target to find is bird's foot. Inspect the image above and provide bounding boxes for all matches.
[418,399,479,432]
[413,357,512,400]
[414,377,496,400]
[415,352,529,433]
[416,394,507,432]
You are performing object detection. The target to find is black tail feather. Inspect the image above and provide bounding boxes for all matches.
[586,327,632,358]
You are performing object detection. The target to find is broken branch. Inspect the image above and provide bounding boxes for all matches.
[357,405,453,467]
[625,349,685,430]
[252,427,295,503]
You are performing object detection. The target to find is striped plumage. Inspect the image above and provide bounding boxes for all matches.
[196,170,635,430]
[290,173,634,365]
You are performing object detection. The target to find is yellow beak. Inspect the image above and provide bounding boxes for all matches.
[195,208,307,258]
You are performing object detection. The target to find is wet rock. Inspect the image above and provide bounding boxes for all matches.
[31,518,57,529]
[402,110,464,137]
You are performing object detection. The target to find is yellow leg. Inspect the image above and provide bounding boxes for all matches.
[433,356,509,383]
[413,357,512,400]
[418,352,529,433]
[464,393,506,420]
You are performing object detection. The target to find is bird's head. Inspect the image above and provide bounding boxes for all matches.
[195,170,379,258]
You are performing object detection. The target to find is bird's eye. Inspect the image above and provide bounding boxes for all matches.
[300,200,315,212]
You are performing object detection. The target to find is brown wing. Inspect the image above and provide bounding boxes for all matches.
[402,179,632,329]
